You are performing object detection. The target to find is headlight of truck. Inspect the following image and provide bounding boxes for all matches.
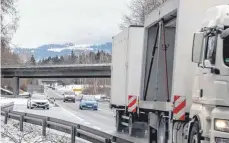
[215,119,229,132]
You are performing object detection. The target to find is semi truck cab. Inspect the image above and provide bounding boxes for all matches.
[191,5,229,143]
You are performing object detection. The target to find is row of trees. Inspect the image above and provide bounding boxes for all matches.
[35,50,111,65]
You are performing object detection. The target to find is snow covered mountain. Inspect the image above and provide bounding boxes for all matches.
[13,42,112,60]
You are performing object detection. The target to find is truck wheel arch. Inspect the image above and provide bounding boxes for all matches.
[188,115,202,142]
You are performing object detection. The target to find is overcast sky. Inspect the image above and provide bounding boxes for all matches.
[12,0,129,48]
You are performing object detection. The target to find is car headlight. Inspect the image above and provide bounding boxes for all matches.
[215,119,229,132]
[94,103,98,106]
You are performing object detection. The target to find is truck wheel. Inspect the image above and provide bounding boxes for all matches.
[158,114,166,143]
[116,111,124,132]
[189,121,200,143]
[129,114,134,136]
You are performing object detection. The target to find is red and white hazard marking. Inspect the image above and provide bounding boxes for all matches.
[128,95,137,112]
[173,95,186,120]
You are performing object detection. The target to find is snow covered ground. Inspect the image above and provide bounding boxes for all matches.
[1,116,91,143]
[0,97,27,106]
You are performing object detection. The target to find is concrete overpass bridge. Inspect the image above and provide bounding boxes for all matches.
[1,64,111,95]
[1,64,111,78]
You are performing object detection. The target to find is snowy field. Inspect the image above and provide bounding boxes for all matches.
[1,116,91,143]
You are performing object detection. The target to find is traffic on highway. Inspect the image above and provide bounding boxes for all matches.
[1,0,229,143]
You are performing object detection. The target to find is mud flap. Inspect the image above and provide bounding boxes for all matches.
[148,112,158,143]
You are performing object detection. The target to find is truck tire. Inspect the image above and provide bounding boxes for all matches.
[116,111,124,132]
[158,114,166,143]
[189,121,200,143]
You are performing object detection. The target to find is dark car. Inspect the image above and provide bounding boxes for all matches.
[79,95,98,110]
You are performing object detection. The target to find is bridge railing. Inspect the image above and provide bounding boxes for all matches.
[1,109,131,143]
[1,63,111,69]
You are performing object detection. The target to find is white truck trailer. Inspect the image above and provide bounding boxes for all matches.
[110,0,229,142]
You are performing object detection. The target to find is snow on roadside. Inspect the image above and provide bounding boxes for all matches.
[0,98,28,106]
[1,116,91,143]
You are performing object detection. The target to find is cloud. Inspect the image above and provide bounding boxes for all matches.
[12,0,129,48]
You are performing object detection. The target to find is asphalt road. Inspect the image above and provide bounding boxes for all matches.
[10,88,147,143]
[45,88,148,143]
[45,88,116,133]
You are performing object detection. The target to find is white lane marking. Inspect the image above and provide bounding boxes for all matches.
[46,89,84,121]
[57,103,85,121]
[48,89,63,97]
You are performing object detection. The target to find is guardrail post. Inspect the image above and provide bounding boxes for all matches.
[111,137,116,143]
[105,138,110,143]
[42,118,47,136]
[20,115,24,131]
[54,98,57,107]
[4,111,8,124]
[76,124,80,137]
[71,126,76,143]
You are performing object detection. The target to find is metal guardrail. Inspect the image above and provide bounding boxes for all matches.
[1,102,14,111]
[1,109,132,143]
[1,63,111,69]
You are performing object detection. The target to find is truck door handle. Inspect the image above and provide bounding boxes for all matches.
[200,89,203,97]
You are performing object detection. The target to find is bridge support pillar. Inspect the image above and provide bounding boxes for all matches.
[13,77,19,97]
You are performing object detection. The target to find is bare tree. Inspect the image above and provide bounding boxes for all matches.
[1,0,21,67]
[120,0,167,29]
[1,0,19,49]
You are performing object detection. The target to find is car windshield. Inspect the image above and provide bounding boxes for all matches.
[31,95,46,100]
[82,96,96,101]
[223,28,229,67]
[65,91,75,95]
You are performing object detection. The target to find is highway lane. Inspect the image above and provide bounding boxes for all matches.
[45,88,116,132]
[45,88,148,143]
[12,100,84,123]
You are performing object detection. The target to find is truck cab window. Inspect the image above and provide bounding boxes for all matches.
[223,36,229,67]
[205,36,216,64]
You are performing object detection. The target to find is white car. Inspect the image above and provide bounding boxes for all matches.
[27,93,50,109]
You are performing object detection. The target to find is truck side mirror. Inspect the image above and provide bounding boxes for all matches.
[192,32,204,63]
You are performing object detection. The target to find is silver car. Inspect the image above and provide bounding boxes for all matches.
[63,91,76,103]
[27,93,50,109]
